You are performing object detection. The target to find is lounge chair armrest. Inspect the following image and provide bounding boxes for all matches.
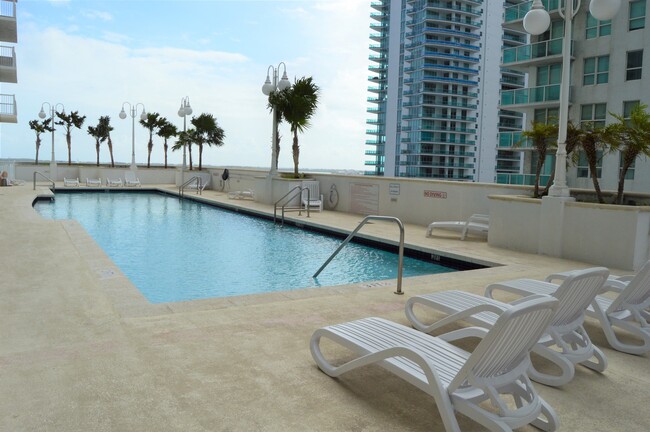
[509,294,553,306]
[468,214,489,223]
[438,326,489,342]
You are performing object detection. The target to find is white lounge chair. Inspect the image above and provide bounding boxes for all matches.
[106,177,123,187]
[124,171,141,187]
[86,178,101,187]
[228,189,255,200]
[311,296,560,432]
[426,213,489,240]
[540,261,650,355]
[406,267,610,387]
[63,178,80,187]
[301,181,323,212]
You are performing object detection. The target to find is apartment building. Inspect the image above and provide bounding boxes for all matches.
[365,0,525,181]
[500,0,650,193]
[0,0,17,126]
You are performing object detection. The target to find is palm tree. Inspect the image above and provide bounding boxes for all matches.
[172,129,197,170]
[156,119,178,169]
[55,111,86,165]
[98,116,115,167]
[268,76,320,177]
[568,122,616,204]
[139,112,164,168]
[607,103,650,204]
[87,122,104,166]
[190,113,225,170]
[28,118,54,164]
[519,120,558,198]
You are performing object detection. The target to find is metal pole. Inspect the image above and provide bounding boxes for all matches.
[181,114,187,186]
[548,0,573,198]
[270,67,278,175]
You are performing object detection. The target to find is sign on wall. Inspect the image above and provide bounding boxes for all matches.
[424,190,447,199]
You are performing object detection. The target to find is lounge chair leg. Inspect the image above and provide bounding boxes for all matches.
[531,400,560,431]
[528,344,575,387]
[579,345,608,372]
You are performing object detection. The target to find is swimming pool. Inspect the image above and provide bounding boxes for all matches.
[34,191,456,303]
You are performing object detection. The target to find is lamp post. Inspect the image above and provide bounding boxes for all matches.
[38,102,65,180]
[178,96,193,185]
[523,0,620,197]
[119,102,146,171]
[261,62,291,175]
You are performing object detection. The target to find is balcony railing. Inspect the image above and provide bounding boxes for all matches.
[0,93,17,123]
[499,131,533,149]
[501,84,562,107]
[502,38,564,65]
[504,0,560,24]
[496,173,552,186]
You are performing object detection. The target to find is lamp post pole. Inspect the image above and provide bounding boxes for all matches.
[119,102,146,171]
[178,96,193,186]
[523,0,621,197]
[39,102,65,180]
[262,62,291,175]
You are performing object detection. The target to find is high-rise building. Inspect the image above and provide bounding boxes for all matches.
[365,0,524,181]
[499,0,650,194]
[0,0,18,126]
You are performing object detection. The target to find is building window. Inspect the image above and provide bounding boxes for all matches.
[580,103,607,128]
[586,13,612,39]
[629,0,646,31]
[577,150,603,178]
[534,108,559,123]
[583,55,609,85]
[626,50,643,80]
[536,63,562,86]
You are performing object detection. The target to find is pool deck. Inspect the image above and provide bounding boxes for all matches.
[1,183,648,431]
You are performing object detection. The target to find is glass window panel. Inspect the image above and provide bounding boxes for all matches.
[581,105,592,121]
[595,104,607,119]
[596,73,608,84]
[597,56,609,72]
[584,58,596,73]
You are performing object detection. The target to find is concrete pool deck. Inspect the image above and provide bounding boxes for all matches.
[1,183,648,431]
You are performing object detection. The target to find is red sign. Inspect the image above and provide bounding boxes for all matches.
[424,190,447,199]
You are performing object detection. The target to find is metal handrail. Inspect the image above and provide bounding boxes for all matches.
[313,215,405,295]
[179,176,201,199]
[33,171,55,190]
[273,185,310,224]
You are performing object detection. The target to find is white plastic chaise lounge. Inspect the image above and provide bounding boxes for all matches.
[85,178,101,187]
[228,189,255,200]
[106,177,123,187]
[426,214,489,240]
[124,172,141,187]
[405,267,610,387]
[301,182,323,212]
[530,261,650,355]
[311,296,560,432]
[63,177,80,187]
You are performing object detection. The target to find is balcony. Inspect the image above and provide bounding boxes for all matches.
[0,93,16,123]
[499,131,533,149]
[502,38,567,68]
[0,45,16,83]
[496,173,552,186]
[0,0,17,43]
[500,84,566,109]
[503,0,561,26]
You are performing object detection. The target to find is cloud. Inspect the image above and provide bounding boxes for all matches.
[81,10,113,21]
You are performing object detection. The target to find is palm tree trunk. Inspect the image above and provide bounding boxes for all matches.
[198,144,203,171]
[147,143,153,168]
[617,150,638,204]
[66,133,72,165]
[96,140,100,166]
[108,137,115,167]
[587,153,604,203]
[533,152,545,198]
[164,141,168,169]
[541,165,556,196]
[292,129,300,177]
[35,137,41,164]
[189,145,193,171]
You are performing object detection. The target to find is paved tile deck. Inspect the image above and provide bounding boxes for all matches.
[1,183,648,431]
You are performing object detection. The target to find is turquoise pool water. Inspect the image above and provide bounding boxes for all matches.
[34,192,455,303]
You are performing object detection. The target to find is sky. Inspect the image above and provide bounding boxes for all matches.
[0,0,372,171]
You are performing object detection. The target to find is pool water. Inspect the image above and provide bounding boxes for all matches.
[34,192,455,303]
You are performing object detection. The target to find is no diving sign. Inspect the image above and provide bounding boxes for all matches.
[424,190,447,199]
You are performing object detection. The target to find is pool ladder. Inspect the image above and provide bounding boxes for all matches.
[179,176,203,199]
[33,171,55,190]
[313,215,405,295]
[273,185,311,225]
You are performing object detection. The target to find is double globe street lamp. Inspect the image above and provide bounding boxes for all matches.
[38,102,65,179]
[119,102,147,171]
[522,0,621,198]
[262,62,291,175]
[178,96,193,185]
